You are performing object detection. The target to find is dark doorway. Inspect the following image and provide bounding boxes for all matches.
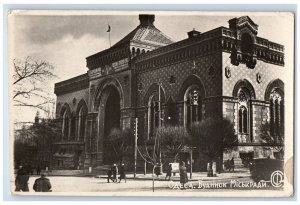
[103,86,121,165]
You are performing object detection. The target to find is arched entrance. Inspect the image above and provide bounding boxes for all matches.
[103,86,121,165]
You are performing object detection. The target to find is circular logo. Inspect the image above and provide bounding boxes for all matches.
[270,170,284,188]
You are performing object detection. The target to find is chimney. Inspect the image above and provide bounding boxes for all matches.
[139,14,155,26]
[188,28,201,38]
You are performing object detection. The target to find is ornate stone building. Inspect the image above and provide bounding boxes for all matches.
[53,14,284,170]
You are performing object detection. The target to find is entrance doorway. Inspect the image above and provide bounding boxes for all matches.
[103,86,121,165]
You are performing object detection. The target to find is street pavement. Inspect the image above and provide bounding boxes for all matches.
[11,168,282,193]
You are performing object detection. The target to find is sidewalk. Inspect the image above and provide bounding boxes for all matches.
[96,168,251,182]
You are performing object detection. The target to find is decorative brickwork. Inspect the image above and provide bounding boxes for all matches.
[54,15,285,170]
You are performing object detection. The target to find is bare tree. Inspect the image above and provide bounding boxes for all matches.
[137,132,161,192]
[13,56,56,113]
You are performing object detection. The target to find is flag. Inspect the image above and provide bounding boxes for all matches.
[107,25,111,32]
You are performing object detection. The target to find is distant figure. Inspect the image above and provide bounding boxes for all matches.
[165,164,172,181]
[33,173,52,192]
[25,164,33,175]
[107,167,113,183]
[119,164,126,183]
[179,161,188,189]
[154,163,161,177]
[36,165,41,175]
[225,159,230,170]
[15,166,29,192]
[229,157,235,172]
[112,164,118,182]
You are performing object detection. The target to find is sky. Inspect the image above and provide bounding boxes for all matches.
[8,11,294,124]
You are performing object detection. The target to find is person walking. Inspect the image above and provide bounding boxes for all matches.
[165,164,172,181]
[107,167,113,183]
[119,164,126,183]
[36,165,41,175]
[179,161,188,189]
[112,164,118,183]
[33,173,52,192]
[15,165,29,192]
[229,157,235,172]
[154,163,161,177]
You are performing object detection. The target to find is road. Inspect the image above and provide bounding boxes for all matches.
[11,174,282,194]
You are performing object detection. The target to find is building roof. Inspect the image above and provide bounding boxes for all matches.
[112,17,173,48]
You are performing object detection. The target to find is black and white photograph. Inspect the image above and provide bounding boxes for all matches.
[8,10,294,197]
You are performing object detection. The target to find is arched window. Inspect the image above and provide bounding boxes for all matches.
[148,94,160,138]
[62,109,70,141]
[237,89,250,137]
[238,106,248,133]
[77,106,87,141]
[184,86,201,128]
[70,113,76,141]
[269,88,284,138]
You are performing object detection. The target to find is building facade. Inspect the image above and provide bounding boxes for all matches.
[53,14,284,170]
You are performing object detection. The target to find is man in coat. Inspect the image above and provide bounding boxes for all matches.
[229,157,235,172]
[112,164,118,183]
[15,166,29,192]
[179,161,188,189]
[119,164,126,183]
[107,167,113,183]
[33,173,52,192]
[165,164,172,181]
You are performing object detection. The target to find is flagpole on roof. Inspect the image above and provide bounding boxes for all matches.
[107,24,111,48]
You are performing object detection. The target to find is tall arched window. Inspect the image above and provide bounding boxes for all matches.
[77,106,87,141]
[62,109,70,141]
[148,94,159,138]
[70,113,76,141]
[238,105,248,133]
[184,86,201,128]
[269,88,284,138]
[237,89,250,137]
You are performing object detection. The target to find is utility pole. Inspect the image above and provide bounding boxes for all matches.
[134,117,138,178]
[158,81,163,174]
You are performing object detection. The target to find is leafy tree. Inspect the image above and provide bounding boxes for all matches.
[137,125,190,191]
[158,126,191,161]
[190,116,237,168]
[108,128,134,164]
[259,122,284,159]
[14,117,61,169]
[32,118,61,168]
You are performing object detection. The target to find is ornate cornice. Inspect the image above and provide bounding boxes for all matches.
[54,74,89,95]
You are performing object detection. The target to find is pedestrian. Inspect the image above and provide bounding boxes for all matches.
[33,173,52,192]
[229,157,235,172]
[165,164,172,181]
[107,167,113,183]
[36,165,41,175]
[154,163,160,177]
[225,159,230,170]
[15,166,29,192]
[179,161,188,189]
[112,164,118,182]
[119,164,126,183]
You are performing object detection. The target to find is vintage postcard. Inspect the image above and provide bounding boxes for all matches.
[8,10,294,197]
